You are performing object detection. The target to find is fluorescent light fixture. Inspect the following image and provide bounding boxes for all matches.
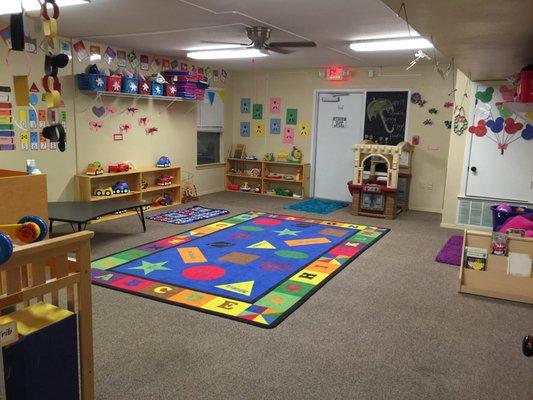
[350,37,433,52]
[187,48,268,60]
[0,0,89,16]
[186,44,244,51]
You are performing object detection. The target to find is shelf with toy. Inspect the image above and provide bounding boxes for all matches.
[90,191,141,202]
[226,174,262,180]
[459,230,533,304]
[79,90,198,103]
[142,184,181,193]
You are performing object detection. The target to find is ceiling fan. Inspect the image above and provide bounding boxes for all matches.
[201,26,317,54]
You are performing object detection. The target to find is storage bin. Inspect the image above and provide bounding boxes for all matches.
[491,205,533,231]
[151,82,164,96]
[107,75,122,92]
[139,80,151,95]
[122,77,139,94]
[76,74,107,92]
[164,83,177,97]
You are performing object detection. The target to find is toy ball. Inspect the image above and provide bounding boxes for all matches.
[496,204,513,213]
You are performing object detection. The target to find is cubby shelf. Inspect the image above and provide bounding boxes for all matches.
[79,90,197,103]
[225,158,310,200]
[76,166,181,222]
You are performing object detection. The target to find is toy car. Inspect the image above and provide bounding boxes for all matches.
[154,193,173,206]
[94,186,113,196]
[156,156,171,168]
[108,163,130,173]
[86,161,104,175]
[156,174,173,186]
[112,181,130,194]
[141,179,148,190]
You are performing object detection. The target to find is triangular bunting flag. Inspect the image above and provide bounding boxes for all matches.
[207,91,216,105]
[247,240,276,249]
[215,280,255,296]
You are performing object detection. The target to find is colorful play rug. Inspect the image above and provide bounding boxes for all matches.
[146,206,229,225]
[285,198,349,215]
[91,212,388,328]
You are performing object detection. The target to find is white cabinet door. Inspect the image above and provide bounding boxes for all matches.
[314,92,365,202]
[465,84,533,202]
[197,90,223,129]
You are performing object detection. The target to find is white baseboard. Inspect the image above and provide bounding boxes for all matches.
[409,206,443,214]
[198,187,225,196]
[440,222,461,230]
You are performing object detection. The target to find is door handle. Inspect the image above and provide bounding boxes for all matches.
[470,166,477,173]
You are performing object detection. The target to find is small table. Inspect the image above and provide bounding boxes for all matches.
[48,199,148,232]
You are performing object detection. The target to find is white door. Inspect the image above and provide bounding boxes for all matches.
[465,84,533,202]
[314,92,365,202]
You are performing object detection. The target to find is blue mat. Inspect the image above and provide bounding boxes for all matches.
[285,198,349,214]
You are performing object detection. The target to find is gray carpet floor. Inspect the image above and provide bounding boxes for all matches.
[53,192,533,400]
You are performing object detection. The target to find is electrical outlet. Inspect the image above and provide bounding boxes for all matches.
[427,183,433,191]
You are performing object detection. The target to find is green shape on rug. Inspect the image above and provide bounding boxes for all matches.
[275,228,301,236]
[237,225,264,232]
[129,260,171,275]
[275,250,308,259]
[114,248,150,261]
[91,256,128,270]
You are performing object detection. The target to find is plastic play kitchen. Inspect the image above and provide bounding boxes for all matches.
[348,140,414,219]
[0,215,48,265]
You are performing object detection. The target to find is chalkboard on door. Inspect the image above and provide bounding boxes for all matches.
[363,91,409,145]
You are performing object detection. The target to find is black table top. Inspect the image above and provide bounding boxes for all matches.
[48,199,148,223]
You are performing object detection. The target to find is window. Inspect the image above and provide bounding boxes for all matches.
[197,131,221,165]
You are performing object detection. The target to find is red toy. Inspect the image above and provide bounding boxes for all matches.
[108,163,130,173]
[156,174,173,186]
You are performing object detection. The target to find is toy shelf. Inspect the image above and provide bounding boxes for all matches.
[75,166,181,222]
[79,90,196,103]
[225,159,310,199]
[503,102,533,124]
[459,230,533,304]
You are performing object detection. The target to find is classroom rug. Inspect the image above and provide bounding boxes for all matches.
[285,198,349,215]
[435,235,463,266]
[91,211,388,328]
[146,206,229,225]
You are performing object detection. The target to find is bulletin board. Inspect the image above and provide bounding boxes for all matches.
[363,90,409,145]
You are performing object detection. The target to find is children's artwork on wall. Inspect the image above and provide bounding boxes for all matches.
[240,121,250,137]
[286,108,298,125]
[126,107,139,115]
[103,46,116,64]
[127,51,140,69]
[20,131,29,150]
[91,105,106,118]
[252,104,263,119]
[496,104,512,118]
[428,108,438,114]
[145,127,158,135]
[444,101,454,108]
[162,59,170,69]
[89,121,103,132]
[522,124,533,140]
[240,98,250,114]
[39,132,47,150]
[283,126,295,144]
[73,40,88,62]
[364,91,409,145]
[253,121,265,137]
[444,120,452,129]
[89,45,101,63]
[269,118,281,134]
[220,69,228,82]
[38,109,46,128]
[30,131,38,150]
[412,135,420,145]
[474,87,494,103]
[298,121,310,137]
[113,134,123,141]
[117,50,126,67]
[410,92,427,107]
[423,119,433,126]
[140,54,149,70]
[105,106,117,117]
[138,117,149,126]
[269,97,281,114]
[119,123,132,133]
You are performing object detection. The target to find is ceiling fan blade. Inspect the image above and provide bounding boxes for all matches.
[200,40,249,46]
[268,41,316,48]
[265,45,292,54]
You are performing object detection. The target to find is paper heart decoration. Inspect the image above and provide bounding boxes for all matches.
[119,123,132,133]
[468,120,487,137]
[89,121,103,132]
[92,105,106,118]
[499,85,515,101]
[497,105,512,118]
[474,87,494,103]
[504,117,523,134]
[105,106,117,116]
[521,124,533,140]
[486,117,504,133]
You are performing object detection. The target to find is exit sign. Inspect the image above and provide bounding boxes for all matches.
[326,67,349,81]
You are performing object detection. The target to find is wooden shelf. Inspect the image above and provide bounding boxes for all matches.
[79,90,197,103]
[90,191,140,201]
[76,165,181,222]
[225,159,310,199]
[142,184,180,193]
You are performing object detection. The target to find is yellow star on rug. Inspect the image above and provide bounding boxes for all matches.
[129,261,170,275]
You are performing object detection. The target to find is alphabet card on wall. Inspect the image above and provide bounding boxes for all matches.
[253,121,264,137]
[286,108,298,125]
[270,118,281,134]
[269,97,281,114]
[240,98,250,114]
[283,126,295,144]
[252,104,263,120]
[240,121,250,137]
[298,121,310,137]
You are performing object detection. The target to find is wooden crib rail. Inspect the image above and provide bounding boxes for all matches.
[0,230,95,400]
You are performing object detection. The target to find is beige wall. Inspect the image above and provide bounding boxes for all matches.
[226,65,454,213]
[0,36,227,201]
